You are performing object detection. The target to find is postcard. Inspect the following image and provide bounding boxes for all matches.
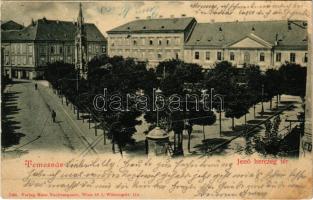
[1,0,312,199]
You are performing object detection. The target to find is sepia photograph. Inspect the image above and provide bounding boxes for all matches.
[1,0,312,199]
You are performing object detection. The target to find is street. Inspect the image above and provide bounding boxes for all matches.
[2,80,111,158]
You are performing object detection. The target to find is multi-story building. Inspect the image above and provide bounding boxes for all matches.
[107,18,308,70]
[1,8,106,79]
[184,20,308,69]
[107,17,197,67]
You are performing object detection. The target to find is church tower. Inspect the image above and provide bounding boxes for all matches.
[75,3,87,77]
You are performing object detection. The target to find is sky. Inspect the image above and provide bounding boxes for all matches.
[1,1,311,36]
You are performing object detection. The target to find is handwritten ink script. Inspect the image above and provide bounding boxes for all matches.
[190,2,310,19]
[3,157,310,199]
[98,5,159,18]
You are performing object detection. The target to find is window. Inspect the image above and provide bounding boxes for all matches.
[22,44,26,54]
[276,52,281,62]
[50,46,55,54]
[217,52,222,60]
[28,56,33,65]
[176,38,180,45]
[194,51,200,60]
[205,51,210,60]
[133,40,137,45]
[5,55,9,65]
[17,56,21,65]
[67,46,71,54]
[40,46,45,54]
[28,45,33,54]
[166,39,170,45]
[102,46,106,53]
[290,53,296,62]
[158,40,162,45]
[11,56,15,64]
[40,57,45,65]
[157,53,162,59]
[260,52,265,62]
[23,56,27,65]
[59,47,63,54]
[4,46,10,54]
[304,53,308,63]
[16,44,21,54]
[175,53,179,59]
[149,40,153,45]
[11,44,15,54]
[230,52,235,61]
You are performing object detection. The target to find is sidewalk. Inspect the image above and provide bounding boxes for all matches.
[37,81,114,156]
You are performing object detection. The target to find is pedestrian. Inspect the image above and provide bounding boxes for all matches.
[52,110,56,123]
[34,83,38,90]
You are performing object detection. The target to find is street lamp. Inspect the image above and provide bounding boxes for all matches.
[214,94,224,137]
[201,89,208,99]
[155,88,162,127]
[261,84,264,114]
[76,70,80,120]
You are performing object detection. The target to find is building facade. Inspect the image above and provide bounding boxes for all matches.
[107,18,308,70]
[1,7,106,79]
[107,17,196,67]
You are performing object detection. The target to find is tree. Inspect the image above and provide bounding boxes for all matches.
[279,63,306,98]
[244,65,265,111]
[224,84,250,130]
[144,59,216,155]
[87,55,150,155]
[204,61,250,130]
[264,68,283,110]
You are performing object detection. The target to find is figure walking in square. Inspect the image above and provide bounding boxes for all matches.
[51,110,56,123]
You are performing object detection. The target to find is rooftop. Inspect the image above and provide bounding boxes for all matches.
[1,20,24,31]
[185,20,308,50]
[1,18,106,42]
[107,17,196,34]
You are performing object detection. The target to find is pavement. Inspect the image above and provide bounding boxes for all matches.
[2,80,112,159]
[1,79,304,158]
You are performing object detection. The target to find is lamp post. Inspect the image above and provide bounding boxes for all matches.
[155,88,162,127]
[214,94,224,137]
[261,84,264,115]
[76,70,80,120]
[146,88,169,156]
[163,65,166,79]
[200,89,208,140]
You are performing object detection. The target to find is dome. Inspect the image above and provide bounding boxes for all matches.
[146,127,169,139]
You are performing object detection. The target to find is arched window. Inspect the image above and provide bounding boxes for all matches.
[260,52,265,62]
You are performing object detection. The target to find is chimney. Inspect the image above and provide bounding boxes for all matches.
[287,21,292,30]
[275,33,279,45]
